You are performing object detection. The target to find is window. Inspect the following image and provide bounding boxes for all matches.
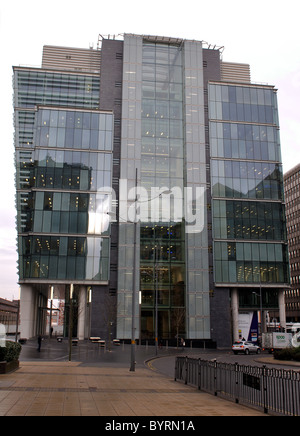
[214,241,289,284]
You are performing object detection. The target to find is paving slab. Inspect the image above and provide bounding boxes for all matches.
[0,361,265,416]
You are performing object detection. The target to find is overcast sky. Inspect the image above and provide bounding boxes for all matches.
[0,0,299,300]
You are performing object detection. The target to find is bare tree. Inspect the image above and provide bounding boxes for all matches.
[102,294,118,351]
[172,308,186,349]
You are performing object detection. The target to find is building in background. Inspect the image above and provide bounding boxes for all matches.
[0,298,19,338]
[13,34,289,347]
[284,164,300,322]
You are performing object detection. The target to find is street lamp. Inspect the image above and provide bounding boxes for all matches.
[253,282,263,337]
[68,284,74,362]
[15,287,21,344]
[49,285,54,339]
[130,169,138,371]
[155,247,159,356]
[108,180,172,370]
[107,174,138,371]
[141,253,159,356]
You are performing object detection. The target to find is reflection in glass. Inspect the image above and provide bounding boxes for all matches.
[140,42,186,339]
[209,82,288,287]
[16,103,112,282]
[21,235,109,281]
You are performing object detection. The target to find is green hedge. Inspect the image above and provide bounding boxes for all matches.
[0,341,22,362]
[274,347,300,362]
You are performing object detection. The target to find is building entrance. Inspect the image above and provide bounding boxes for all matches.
[20,284,90,340]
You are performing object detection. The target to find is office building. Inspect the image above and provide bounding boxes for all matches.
[13,34,289,346]
[284,164,300,322]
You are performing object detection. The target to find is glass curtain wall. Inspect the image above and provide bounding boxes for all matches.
[117,35,210,340]
[14,68,112,283]
[209,83,289,287]
[17,108,113,282]
[140,42,186,340]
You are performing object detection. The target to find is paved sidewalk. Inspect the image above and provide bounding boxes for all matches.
[0,361,265,416]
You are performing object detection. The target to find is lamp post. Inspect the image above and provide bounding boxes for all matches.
[68,284,74,362]
[253,282,263,338]
[108,178,171,370]
[129,187,171,364]
[141,251,159,356]
[49,285,54,339]
[130,169,138,372]
[154,245,159,356]
[15,287,21,344]
[107,209,136,370]
[109,170,138,372]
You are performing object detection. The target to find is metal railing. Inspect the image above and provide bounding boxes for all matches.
[175,356,300,416]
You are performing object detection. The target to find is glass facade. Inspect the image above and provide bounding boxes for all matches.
[213,200,287,240]
[209,84,278,125]
[211,158,283,200]
[117,35,210,341]
[14,67,113,283]
[209,82,289,287]
[14,69,99,109]
[214,241,289,283]
[140,42,186,340]
[20,235,109,281]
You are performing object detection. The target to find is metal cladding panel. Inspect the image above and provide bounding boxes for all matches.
[221,62,251,83]
[42,45,101,73]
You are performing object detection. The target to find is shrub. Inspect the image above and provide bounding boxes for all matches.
[274,347,300,362]
[294,347,300,361]
[274,348,293,361]
[0,341,22,362]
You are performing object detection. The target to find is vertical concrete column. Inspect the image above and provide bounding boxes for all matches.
[77,286,87,340]
[278,289,286,331]
[20,285,37,339]
[231,288,239,343]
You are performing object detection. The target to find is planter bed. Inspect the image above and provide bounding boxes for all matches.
[0,360,19,374]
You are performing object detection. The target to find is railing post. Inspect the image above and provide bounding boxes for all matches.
[174,357,300,416]
[198,359,201,391]
[291,371,295,416]
[213,359,217,396]
[262,365,268,414]
[235,362,239,404]
[185,356,188,385]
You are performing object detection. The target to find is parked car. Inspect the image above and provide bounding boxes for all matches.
[232,341,261,355]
